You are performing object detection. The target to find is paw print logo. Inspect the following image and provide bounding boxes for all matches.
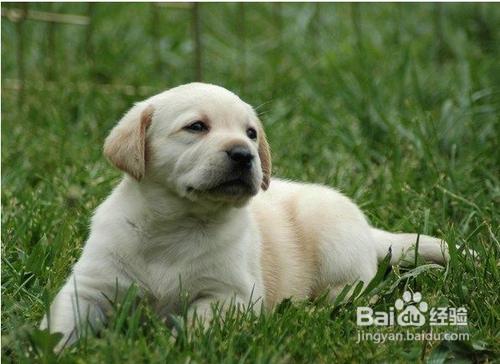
[395,291,428,327]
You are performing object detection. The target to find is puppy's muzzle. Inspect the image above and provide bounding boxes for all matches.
[226,146,254,171]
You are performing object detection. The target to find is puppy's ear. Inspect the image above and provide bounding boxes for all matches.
[257,120,272,190]
[103,104,154,181]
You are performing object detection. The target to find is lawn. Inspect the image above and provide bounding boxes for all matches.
[1,3,499,363]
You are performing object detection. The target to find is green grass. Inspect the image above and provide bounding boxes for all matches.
[2,3,499,363]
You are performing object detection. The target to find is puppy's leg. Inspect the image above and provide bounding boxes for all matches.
[40,274,107,352]
[371,228,449,265]
[186,294,247,329]
[314,221,379,301]
[291,187,379,301]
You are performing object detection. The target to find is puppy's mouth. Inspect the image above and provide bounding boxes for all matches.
[207,177,254,195]
[187,176,256,197]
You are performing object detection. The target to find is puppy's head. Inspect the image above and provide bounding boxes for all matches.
[104,83,271,205]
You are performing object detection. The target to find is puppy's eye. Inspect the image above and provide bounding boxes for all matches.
[246,127,257,140]
[184,121,208,133]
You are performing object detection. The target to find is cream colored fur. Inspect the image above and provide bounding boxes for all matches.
[41,83,448,350]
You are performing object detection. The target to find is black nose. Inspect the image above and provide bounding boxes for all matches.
[226,146,254,168]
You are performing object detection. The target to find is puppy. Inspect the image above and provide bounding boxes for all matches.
[41,83,448,350]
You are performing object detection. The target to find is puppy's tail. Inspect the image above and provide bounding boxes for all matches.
[371,228,449,265]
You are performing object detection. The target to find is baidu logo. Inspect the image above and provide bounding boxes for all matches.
[356,291,469,343]
[356,291,467,327]
[394,291,428,326]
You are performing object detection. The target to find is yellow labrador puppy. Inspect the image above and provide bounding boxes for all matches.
[41,83,447,349]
